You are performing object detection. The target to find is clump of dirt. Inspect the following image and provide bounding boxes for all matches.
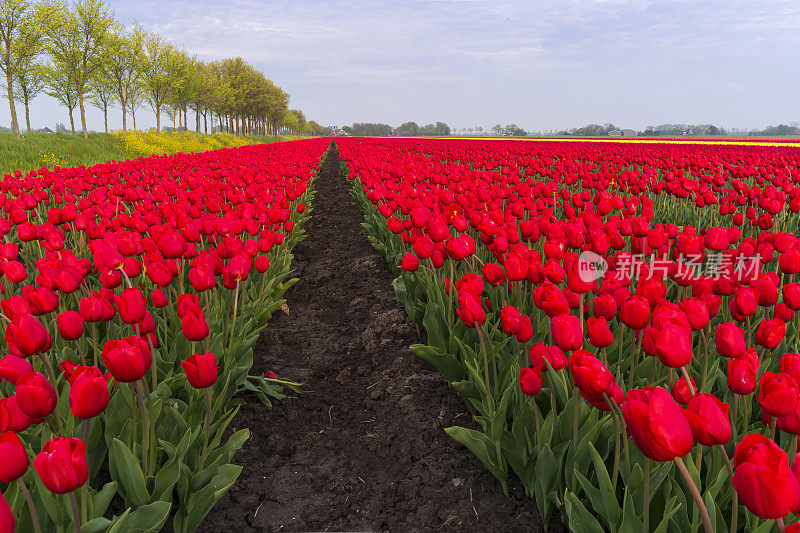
[199,142,561,532]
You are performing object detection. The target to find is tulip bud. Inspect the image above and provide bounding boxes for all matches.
[68,367,111,419]
[682,393,731,446]
[0,355,34,385]
[715,321,746,358]
[551,313,582,352]
[401,252,420,272]
[57,310,85,341]
[114,288,147,324]
[759,372,799,417]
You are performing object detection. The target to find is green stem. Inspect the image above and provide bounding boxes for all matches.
[68,491,81,533]
[644,457,650,533]
[675,456,712,533]
[133,382,148,476]
[717,445,737,533]
[18,479,42,533]
[199,387,212,466]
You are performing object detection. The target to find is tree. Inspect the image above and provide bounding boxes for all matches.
[42,60,77,132]
[46,0,114,139]
[491,124,502,135]
[140,32,171,131]
[0,0,53,136]
[12,58,44,132]
[399,121,419,136]
[88,67,114,132]
[105,25,143,131]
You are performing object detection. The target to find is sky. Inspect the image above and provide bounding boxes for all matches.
[3,0,800,133]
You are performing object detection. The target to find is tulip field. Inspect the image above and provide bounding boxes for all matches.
[339,136,800,532]
[2,135,800,532]
[0,138,328,532]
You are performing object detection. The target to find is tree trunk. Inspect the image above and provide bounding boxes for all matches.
[203,111,207,134]
[103,103,108,133]
[177,108,181,130]
[24,99,31,133]
[132,108,136,130]
[69,108,75,133]
[121,100,127,131]
[183,107,187,131]
[156,104,161,132]
[195,107,200,133]
[5,68,21,137]
[78,91,89,139]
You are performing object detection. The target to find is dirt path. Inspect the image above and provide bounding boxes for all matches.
[199,142,552,532]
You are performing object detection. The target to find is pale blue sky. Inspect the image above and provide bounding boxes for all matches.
[3,0,799,132]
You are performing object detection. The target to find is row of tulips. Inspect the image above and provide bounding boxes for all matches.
[339,137,800,532]
[0,138,329,533]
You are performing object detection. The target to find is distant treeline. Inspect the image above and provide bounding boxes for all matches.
[340,121,451,137]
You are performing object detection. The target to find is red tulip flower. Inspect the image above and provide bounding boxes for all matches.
[682,393,731,446]
[114,288,147,324]
[519,366,543,396]
[5,315,53,357]
[569,349,615,399]
[0,492,13,533]
[57,311,85,341]
[401,252,419,272]
[68,366,111,419]
[0,355,34,385]
[0,431,29,483]
[33,437,88,494]
[456,293,486,328]
[671,375,697,405]
[715,321,746,358]
[754,318,786,350]
[620,296,650,330]
[101,336,152,383]
[655,325,693,368]
[732,433,800,519]
[181,351,218,389]
[15,372,57,419]
[622,386,693,462]
[727,349,759,395]
[0,396,34,433]
[586,317,613,348]
[759,372,799,418]
[551,313,583,352]
[181,308,209,341]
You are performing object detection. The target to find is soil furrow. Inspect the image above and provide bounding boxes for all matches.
[199,142,549,532]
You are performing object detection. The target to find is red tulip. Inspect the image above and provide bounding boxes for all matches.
[622,386,693,462]
[0,431,29,483]
[569,349,615,399]
[715,321,746,358]
[456,293,486,328]
[114,288,147,324]
[759,372,799,417]
[655,325,693,368]
[33,437,88,494]
[481,263,505,287]
[551,313,583,352]
[57,310,85,341]
[0,396,34,433]
[15,372,57,419]
[620,296,650,330]
[181,351,218,389]
[671,375,697,405]
[586,317,613,348]
[5,315,53,357]
[519,366,543,396]
[0,492,13,533]
[528,343,568,371]
[754,318,786,350]
[0,354,34,385]
[68,366,111,419]
[727,349,759,395]
[181,308,209,341]
[783,283,800,311]
[682,393,731,446]
[101,336,152,382]
[401,252,419,272]
[733,433,800,519]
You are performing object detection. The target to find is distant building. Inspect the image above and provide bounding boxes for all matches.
[622,129,636,137]
[42,127,54,134]
[608,129,622,137]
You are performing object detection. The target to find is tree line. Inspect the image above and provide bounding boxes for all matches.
[340,121,452,137]
[1,0,325,138]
